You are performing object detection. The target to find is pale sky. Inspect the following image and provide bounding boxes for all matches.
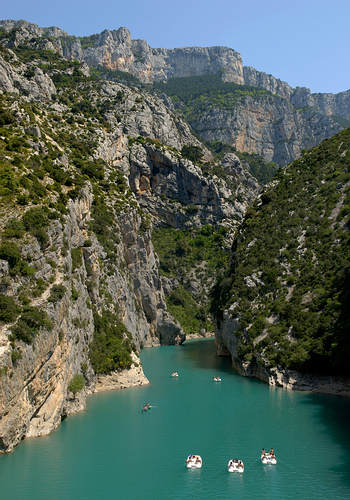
[2,0,349,93]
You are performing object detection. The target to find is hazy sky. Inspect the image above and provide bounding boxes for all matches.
[2,0,349,93]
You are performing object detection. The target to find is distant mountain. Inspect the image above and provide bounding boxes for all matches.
[0,19,349,165]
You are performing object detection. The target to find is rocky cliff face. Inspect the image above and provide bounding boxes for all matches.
[187,93,342,165]
[1,19,349,166]
[0,33,259,452]
[244,65,350,120]
[0,20,244,84]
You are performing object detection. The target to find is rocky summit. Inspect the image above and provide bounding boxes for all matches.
[0,19,349,453]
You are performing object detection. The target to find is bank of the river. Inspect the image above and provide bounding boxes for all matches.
[0,339,350,500]
[216,329,350,397]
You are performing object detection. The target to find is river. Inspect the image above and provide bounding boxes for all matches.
[1,339,350,499]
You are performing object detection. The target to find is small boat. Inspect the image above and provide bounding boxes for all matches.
[142,403,151,412]
[228,459,244,473]
[261,453,277,465]
[171,372,179,377]
[213,376,222,382]
[186,454,202,469]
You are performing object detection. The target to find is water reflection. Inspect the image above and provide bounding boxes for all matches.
[301,392,350,486]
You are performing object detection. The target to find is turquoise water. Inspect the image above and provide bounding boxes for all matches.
[1,339,350,500]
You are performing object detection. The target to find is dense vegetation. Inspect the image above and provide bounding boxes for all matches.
[212,128,350,375]
[89,310,134,374]
[153,225,229,334]
[68,374,85,396]
[153,73,272,106]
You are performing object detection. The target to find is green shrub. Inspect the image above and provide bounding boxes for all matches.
[89,309,133,374]
[68,374,85,396]
[22,207,50,230]
[49,284,66,303]
[0,164,19,196]
[0,241,21,268]
[0,294,20,322]
[11,349,22,365]
[3,218,25,239]
[71,285,79,301]
[71,248,82,271]
[0,366,8,377]
[12,306,52,344]
[181,145,203,163]
[22,207,52,247]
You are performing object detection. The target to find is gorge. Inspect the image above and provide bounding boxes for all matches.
[0,19,349,456]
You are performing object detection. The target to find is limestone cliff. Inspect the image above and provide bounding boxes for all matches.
[0,33,258,452]
[0,20,243,84]
[186,92,342,165]
[1,19,349,166]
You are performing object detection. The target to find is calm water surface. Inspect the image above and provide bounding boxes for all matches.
[1,339,350,500]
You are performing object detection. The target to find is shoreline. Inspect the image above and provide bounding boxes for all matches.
[228,350,350,398]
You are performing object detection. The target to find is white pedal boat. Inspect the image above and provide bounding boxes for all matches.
[186,455,202,469]
[228,459,244,473]
[213,376,222,382]
[261,454,277,465]
[171,372,179,377]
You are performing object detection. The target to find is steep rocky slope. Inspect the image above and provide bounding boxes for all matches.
[1,19,348,166]
[0,34,259,452]
[0,20,244,84]
[155,74,345,166]
[212,129,350,393]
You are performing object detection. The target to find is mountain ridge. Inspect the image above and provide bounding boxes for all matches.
[1,19,348,166]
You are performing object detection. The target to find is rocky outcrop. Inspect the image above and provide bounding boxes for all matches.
[216,309,350,397]
[188,94,342,165]
[129,144,259,228]
[244,66,350,121]
[243,66,293,99]
[0,20,243,84]
[0,183,176,452]
[93,352,149,392]
[0,50,56,100]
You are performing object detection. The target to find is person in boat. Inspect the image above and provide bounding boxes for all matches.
[269,448,274,457]
[261,448,266,457]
